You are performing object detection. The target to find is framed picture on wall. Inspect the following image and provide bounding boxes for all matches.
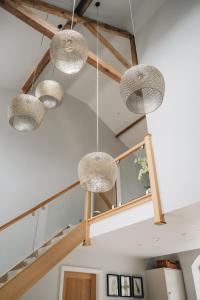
[107,274,120,297]
[120,275,132,297]
[132,276,144,298]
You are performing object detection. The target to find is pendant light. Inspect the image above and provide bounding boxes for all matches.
[50,0,88,75]
[35,79,64,109]
[78,2,117,193]
[8,94,45,132]
[120,0,165,114]
[8,27,46,132]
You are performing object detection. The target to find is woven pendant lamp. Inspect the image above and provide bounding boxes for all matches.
[78,2,117,193]
[35,80,64,109]
[120,0,165,114]
[50,29,88,75]
[120,64,165,114]
[78,152,117,193]
[8,94,45,132]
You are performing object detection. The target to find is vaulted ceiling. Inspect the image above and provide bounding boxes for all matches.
[0,0,166,147]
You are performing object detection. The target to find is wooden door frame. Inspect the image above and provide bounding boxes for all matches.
[59,266,103,300]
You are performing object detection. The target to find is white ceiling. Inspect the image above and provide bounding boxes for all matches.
[0,0,167,147]
[88,202,200,258]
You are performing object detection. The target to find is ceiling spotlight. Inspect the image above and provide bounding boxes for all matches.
[8,94,45,132]
[35,80,64,109]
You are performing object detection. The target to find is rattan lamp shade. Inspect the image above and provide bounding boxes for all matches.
[8,94,45,132]
[78,152,117,193]
[50,30,88,74]
[120,64,165,114]
[35,80,64,109]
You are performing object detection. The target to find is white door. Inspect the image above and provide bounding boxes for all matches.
[165,269,186,300]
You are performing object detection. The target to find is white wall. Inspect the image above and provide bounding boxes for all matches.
[178,249,200,300]
[0,88,126,223]
[135,0,200,212]
[0,88,127,275]
[20,246,148,300]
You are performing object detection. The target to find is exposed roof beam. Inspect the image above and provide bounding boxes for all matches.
[115,115,146,138]
[22,0,85,94]
[19,0,131,38]
[0,0,122,92]
[22,21,72,93]
[130,35,138,65]
[1,0,57,38]
[75,0,93,16]
[87,51,121,82]
[84,23,132,69]
[21,49,50,93]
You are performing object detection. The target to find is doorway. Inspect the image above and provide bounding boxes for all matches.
[62,271,96,300]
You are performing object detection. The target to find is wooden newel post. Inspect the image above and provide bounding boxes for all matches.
[83,191,91,246]
[144,134,166,225]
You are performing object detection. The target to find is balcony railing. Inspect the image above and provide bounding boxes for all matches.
[0,133,165,279]
[86,133,165,226]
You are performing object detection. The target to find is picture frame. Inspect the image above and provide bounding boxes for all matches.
[120,275,132,297]
[107,274,120,297]
[132,276,144,298]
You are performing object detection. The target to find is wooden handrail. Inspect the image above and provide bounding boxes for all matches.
[0,180,80,233]
[115,140,145,162]
[0,139,147,233]
[88,194,152,224]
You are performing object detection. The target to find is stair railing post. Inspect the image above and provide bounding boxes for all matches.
[83,191,91,246]
[144,134,165,225]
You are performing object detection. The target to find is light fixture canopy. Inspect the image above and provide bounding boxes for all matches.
[35,80,64,109]
[8,94,45,132]
[120,64,165,114]
[50,29,88,75]
[78,152,117,193]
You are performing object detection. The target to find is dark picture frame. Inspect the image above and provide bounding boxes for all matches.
[132,276,144,298]
[120,275,132,297]
[107,274,120,297]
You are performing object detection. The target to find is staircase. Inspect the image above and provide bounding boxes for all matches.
[0,134,164,300]
[0,222,87,300]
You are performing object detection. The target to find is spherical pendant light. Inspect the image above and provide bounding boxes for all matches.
[35,80,64,109]
[120,64,165,114]
[78,152,117,193]
[8,94,45,132]
[50,30,88,75]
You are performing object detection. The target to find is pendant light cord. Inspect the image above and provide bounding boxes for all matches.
[128,0,136,36]
[71,0,76,31]
[30,13,48,92]
[96,3,99,152]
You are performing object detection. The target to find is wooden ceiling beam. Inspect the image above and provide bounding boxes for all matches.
[84,23,132,69]
[22,21,72,93]
[75,0,93,16]
[21,49,50,93]
[1,0,57,38]
[0,0,122,92]
[21,0,84,94]
[87,51,121,82]
[19,0,131,38]
[130,35,138,65]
